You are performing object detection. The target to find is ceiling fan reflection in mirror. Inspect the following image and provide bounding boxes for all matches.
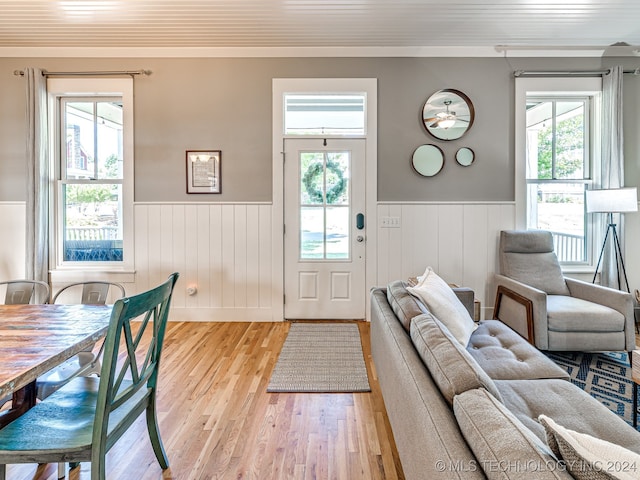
[424,99,468,129]
[422,89,475,141]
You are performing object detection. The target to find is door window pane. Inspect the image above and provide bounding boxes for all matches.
[300,207,324,259]
[326,207,349,259]
[298,150,351,260]
[326,152,349,205]
[300,152,325,204]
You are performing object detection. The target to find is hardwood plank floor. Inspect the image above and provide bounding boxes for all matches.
[6,321,405,480]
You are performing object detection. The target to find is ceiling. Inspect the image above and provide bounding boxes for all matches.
[1,1,639,53]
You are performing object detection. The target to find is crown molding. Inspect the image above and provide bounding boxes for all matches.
[0,45,611,58]
[0,44,616,58]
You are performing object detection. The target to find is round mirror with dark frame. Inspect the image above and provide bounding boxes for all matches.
[422,89,475,141]
[412,144,444,177]
[455,147,475,166]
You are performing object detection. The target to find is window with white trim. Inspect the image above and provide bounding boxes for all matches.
[515,77,602,266]
[284,94,366,135]
[48,78,134,273]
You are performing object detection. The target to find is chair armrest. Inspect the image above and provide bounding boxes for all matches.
[565,278,635,350]
[493,275,549,349]
[452,287,474,320]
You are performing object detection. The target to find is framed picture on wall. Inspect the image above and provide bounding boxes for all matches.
[186,150,221,194]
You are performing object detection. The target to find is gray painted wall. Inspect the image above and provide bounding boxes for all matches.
[0,56,637,203]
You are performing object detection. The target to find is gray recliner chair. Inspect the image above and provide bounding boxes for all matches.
[493,229,635,353]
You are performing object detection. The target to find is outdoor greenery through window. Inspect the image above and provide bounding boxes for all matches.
[525,97,591,263]
[299,151,350,260]
[60,98,124,262]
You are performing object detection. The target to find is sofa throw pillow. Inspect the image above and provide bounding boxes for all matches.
[539,415,640,480]
[454,389,572,480]
[407,266,476,345]
[410,314,503,405]
[386,280,429,333]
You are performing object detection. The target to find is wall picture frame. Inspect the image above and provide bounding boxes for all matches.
[186,150,221,194]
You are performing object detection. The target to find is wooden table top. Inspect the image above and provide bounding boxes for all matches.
[633,349,640,385]
[0,303,112,398]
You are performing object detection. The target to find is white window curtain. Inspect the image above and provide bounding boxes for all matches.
[599,65,624,289]
[24,68,49,301]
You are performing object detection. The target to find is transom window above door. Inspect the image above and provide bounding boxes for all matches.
[284,94,366,135]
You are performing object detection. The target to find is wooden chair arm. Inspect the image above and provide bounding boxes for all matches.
[493,285,535,344]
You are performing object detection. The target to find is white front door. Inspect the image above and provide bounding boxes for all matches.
[284,138,366,320]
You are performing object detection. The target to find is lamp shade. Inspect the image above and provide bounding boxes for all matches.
[585,187,638,213]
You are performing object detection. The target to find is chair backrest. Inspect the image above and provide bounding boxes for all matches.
[499,230,570,295]
[92,272,179,450]
[0,279,50,304]
[52,281,126,305]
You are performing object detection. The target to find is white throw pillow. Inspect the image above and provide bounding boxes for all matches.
[539,415,640,480]
[406,267,476,346]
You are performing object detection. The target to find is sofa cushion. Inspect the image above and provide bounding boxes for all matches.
[467,320,570,380]
[500,230,570,296]
[454,389,572,480]
[547,296,626,332]
[407,266,476,345]
[494,379,640,454]
[410,314,503,405]
[386,280,429,333]
[539,415,640,480]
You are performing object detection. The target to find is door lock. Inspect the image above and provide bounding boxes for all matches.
[356,235,364,242]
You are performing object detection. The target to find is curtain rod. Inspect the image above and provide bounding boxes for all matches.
[514,68,640,77]
[13,69,151,77]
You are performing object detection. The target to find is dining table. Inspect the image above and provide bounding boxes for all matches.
[0,303,112,428]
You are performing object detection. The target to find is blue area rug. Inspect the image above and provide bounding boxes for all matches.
[545,351,638,430]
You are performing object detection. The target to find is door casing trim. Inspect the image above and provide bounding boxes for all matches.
[272,78,378,321]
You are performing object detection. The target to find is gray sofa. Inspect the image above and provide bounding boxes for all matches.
[371,280,640,480]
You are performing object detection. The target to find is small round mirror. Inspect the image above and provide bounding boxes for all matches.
[412,144,444,177]
[455,147,475,166]
[422,89,475,141]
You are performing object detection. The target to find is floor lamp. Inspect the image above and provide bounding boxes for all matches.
[586,187,638,292]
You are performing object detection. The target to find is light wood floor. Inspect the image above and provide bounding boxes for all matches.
[6,321,405,480]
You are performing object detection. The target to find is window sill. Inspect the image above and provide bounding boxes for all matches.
[561,264,595,275]
[50,268,135,284]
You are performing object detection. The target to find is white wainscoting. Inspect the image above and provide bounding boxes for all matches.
[0,202,26,280]
[376,202,516,319]
[134,203,277,321]
[11,200,640,322]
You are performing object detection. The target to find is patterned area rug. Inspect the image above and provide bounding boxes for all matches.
[267,323,371,393]
[546,351,637,429]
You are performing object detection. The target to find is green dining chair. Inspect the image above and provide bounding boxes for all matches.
[37,281,127,401]
[0,272,179,480]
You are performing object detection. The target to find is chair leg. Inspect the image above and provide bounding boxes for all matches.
[146,400,169,469]
[58,462,66,479]
[90,455,106,480]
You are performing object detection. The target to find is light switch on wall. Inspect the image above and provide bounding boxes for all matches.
[380,216,401,228]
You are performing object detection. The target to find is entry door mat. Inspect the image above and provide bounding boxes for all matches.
[267,323,371,393]
[546,351,637,429]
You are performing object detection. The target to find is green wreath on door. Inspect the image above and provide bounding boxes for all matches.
[302,161,347,204]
